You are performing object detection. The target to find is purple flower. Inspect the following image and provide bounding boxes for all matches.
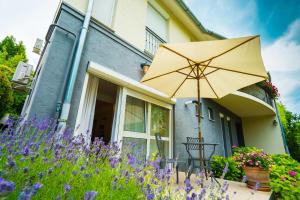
[84,191,98,200]
[151,158,161,170]
[147,193,155,200]
[0,177,15,194]
[184,179,193,193]
[23,145,30,156]
[127,154,135,166]
[7,159,16,168]
[289,170,297,177]
[64,184,71,192]
[33,183,43,190]
[110,158,119,168]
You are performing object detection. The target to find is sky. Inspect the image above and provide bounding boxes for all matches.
[0,0,299,113]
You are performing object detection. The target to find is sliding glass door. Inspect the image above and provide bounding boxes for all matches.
[120,88,172,160]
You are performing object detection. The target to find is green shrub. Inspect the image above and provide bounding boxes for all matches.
[0,71,13,118]
[211,155,242,181]
[270,154,300,199]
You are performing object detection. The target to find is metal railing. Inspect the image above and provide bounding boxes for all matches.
[145,27,165,56]
[239,85,274,107]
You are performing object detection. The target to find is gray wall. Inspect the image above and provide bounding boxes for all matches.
[174,98,241,162]
[26,3,242,161]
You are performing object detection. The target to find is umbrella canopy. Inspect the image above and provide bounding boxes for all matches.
[141,35,268,99]
[140,35,268,171]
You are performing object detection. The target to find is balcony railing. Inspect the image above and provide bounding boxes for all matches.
[239,85,274,107]
[145,27,165,56]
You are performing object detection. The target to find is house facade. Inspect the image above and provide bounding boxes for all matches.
[23,0,288,161]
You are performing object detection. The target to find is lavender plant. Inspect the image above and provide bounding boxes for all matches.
[0,117,239,199]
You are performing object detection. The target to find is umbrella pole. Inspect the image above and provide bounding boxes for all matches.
[196,69,204,174]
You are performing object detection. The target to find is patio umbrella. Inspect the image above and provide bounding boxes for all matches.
[141,35,268,167]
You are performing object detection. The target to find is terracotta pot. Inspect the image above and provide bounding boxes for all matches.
[244,166,271,192]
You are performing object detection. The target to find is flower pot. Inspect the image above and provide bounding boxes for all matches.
[244,166,271,192]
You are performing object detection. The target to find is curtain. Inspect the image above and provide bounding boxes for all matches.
[124,96,146,133]
[75,74,99,144]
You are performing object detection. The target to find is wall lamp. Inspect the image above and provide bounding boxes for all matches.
[140,63,150,74]
[273,119,278,126]
[184,100,198,106]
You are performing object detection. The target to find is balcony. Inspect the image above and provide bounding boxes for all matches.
[145,27,165,57]
[239,84,273,107]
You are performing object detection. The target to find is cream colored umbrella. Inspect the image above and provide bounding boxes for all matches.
[141,35,267,159]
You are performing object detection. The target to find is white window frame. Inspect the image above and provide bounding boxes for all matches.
[119,88,173,158]
[208,107,214,121]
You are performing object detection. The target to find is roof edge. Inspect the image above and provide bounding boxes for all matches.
[175,0,226,39]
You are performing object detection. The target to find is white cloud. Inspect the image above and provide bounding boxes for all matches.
[262,19,300,72]
[0,0,60,66]
[262,19,300,113]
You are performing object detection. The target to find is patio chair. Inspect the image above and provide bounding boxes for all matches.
[184,137,220,185]
[155,133,181,184]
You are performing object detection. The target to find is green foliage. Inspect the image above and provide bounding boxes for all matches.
[211,155,242,181]
[0,36,28,118]
[277,102,300,162]
[0,71,13,117]
[232,146,262,155]
[270,154,300,199]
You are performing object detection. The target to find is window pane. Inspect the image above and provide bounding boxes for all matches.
[124,96,146,133]
[150,104,169,137]
[122,137,147,162]
[146,4,168,40]
[150,139,169,158]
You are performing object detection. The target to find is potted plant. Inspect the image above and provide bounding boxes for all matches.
[257,80,280,99]
[233,147,273,191]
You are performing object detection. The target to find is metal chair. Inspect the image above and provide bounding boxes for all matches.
[155,133,181,184]
[183,137,219,185]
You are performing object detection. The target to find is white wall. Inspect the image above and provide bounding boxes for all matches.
[242,115,286,154]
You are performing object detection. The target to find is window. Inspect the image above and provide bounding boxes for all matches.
[93,0,116,27]
[124,96,146,133]
[146,4,168,40]
[122,92,171,160]
[145,4,168,55]
[208,107,214,120]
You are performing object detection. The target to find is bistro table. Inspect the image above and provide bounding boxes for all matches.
[182,140,219,184]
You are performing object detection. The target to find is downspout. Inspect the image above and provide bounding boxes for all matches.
[58,0,95,130]
[274,100,290,154]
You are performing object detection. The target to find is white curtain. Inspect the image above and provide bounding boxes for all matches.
[75,74,99,144]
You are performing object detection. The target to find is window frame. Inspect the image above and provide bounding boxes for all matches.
[119,88,173,158]
[208,107,214,121]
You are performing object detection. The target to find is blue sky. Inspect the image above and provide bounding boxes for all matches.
[0,0,299,113]
[184,0,300,113]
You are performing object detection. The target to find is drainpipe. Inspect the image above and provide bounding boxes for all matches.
[274,100,290,154]
[57,0,94,132]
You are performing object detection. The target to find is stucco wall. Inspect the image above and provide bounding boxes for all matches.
[63,0,198,50]
[242,116,286,154]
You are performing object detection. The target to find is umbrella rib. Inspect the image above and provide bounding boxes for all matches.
[206,65,267,79]
[171,65,197,97]
[200,69,219,78]
[141,64,195,83]
[187,59,197,77]
[161,44,198,64]
[197,35,259,64]
[177,71,197,79]
[198,64,219,98]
